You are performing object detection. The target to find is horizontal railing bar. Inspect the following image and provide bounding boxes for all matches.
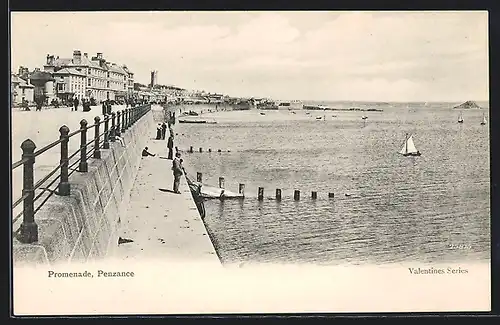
[33,138,63,158]
[67,147,82,161]
[33,175,60,204]
[33,165,61,192]
[12,211,23,225]
[12,157,29,170]
[84,137,95,148]
[67,129,82,138]
[12,192,29,210]
[33,186,57,216]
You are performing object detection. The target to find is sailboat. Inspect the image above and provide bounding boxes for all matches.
[400,133,421,157]
[458,111,464,124]
[481,113,487,125]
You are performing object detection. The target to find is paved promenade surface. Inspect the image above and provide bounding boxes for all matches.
[11,105,126,222]
[111,108,220,264]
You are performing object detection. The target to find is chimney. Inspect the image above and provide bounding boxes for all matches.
[83,52,88,58]
[97,52,103,60]
[46,54,50,64]
[73,50,82,64]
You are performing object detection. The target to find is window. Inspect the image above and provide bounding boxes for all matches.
[88,68,91,75]
[88,79,91,86]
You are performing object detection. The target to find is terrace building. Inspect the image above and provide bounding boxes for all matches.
[43,50,134,104]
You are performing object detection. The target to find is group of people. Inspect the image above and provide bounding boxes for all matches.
[143,117,184,194]
[156,123,168,140]
[70,97,92,112]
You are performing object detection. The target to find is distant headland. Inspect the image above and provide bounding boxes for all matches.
[453,101,483,110]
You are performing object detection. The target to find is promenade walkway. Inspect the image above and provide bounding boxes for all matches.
[111,108,220,264]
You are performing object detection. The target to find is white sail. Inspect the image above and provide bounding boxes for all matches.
[482,114,487,124]
[400,134,418,154]
[406,135,418,153]
[458,112,463,122]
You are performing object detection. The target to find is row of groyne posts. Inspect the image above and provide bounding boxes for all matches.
[11,104,152,244]
[195,172,336,200]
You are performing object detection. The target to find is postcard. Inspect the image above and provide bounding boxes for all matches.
[10,10,490,315]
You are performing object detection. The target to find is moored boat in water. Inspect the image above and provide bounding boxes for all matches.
[178,119,217,124]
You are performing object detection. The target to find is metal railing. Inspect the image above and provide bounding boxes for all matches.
[11,104,152,244]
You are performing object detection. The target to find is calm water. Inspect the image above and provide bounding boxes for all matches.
[172,102,490,266]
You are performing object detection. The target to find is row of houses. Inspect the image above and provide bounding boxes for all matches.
[11,49,248,108]
[11,50,136,106]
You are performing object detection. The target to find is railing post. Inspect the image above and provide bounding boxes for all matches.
[121,109,126,133]
[110,112,116,141]
[127,108,131,128]
[123,108,128,129]
[79,119,88,172]
[103,114,110,149]
[93,116,101,159]
[58,125,70,196]
[116,111,122,137]
[17,139,38,243]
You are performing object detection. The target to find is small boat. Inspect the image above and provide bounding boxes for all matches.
[481,113,487,125]
[178,119,217,124]
[400,133,421,157]
[186,176,244,200]
[361,116,368,120]
[458,112,464,124]
[260,112,266,116]
[316,116,323,120]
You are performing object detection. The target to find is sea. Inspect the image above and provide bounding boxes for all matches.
[172,100,490,266]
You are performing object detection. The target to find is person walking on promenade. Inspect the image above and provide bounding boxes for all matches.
[35,95,44,111]
[167,133,174,159]
[172,152,183,194]
[161,122,167,140]
[107,101,112,115]
[156,124,162,140]
[21,97,29,111]
[73,97,79,112]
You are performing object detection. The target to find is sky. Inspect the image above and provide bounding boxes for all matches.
[10,11,489,102]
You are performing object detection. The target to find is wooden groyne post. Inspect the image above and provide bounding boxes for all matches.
[276,189,282,201]
[258,187,264,201]
[311,191,317,199]
[197,172,202,183]
[189,146,193,153]
[238,183,245,197]
[328,192,335,198]
[219,177,225,189]
[294,190,300,201]
[199,147,203,153]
